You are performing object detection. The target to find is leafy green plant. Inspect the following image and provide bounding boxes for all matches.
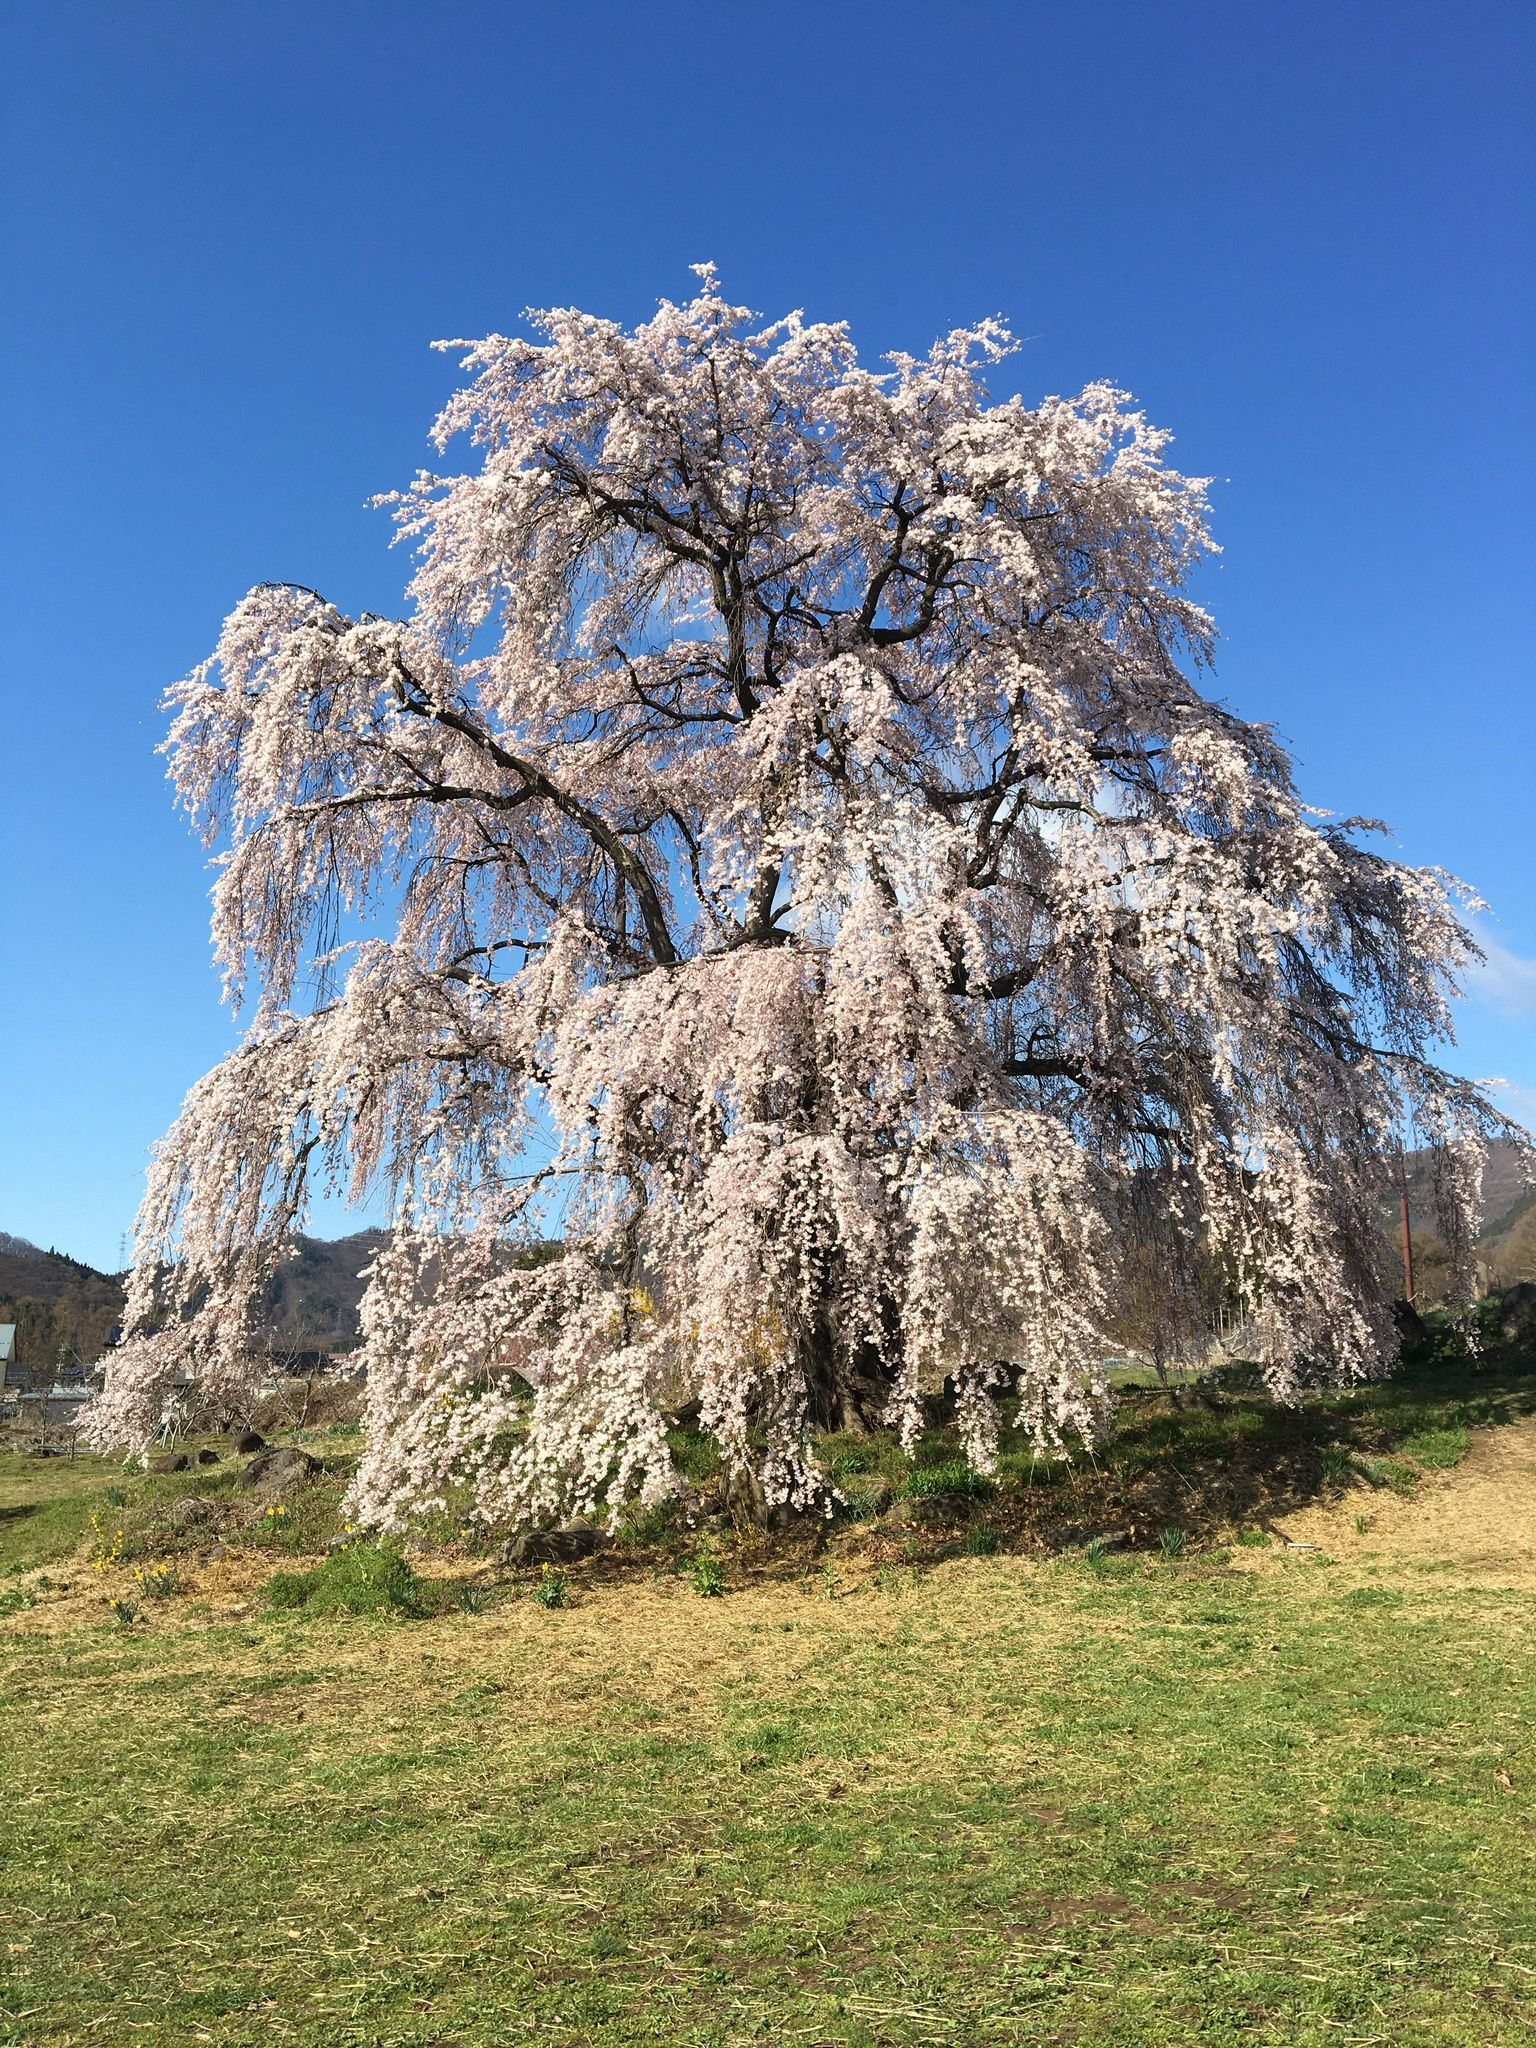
[267,1542,424,1618]
[616,1498,681,1549]
[531,1564,570,1609]
[104,1485,128,1508]
[1084,1536,1107,1567]
[0,1586,37,1617]
[903,1459,995,1501]
[963,1522,1000,1557]
[1320,1444,1354,1487]
[107,1596,137,1627]
[835,1472,895,1518]
[1236,1528,1269,1548]
[686,1548,725,1597]
[1159,1526,1187,1560]
[668,1428,722,1486]
[132,1562,180,1600]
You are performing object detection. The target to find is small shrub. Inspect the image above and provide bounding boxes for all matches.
[1159,1526,1187,1560]
[531,1564,570,1609]
[686,1549,726,1598]
[1236,1528,1269,1548]
[0,1587,37,1617]
[104,1485,128,1508]
[267,1569,314,1611]
[108,1597,138,1627]
[1084,1535,1107,1567]
[964,1522,1001,1557]
[267,1542,424,1618]
[904,1459,996,1502]
[453,1581,488,1614]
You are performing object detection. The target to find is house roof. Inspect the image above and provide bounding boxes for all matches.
[0,1326,14,1365]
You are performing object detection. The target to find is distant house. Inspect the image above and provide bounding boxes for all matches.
[0,1325,22,1393]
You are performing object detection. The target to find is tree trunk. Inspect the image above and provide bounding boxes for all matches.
[798,1295,891,1437]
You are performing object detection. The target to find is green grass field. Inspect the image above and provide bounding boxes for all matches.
[3,1358,1535,2046]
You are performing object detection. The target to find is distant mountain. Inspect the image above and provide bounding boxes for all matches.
[0,1235,125,1370]
[257,1229,389,1349]
[0,1228,389,1370]
[1386,1138,1534,1252]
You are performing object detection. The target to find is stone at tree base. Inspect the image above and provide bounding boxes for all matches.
[1392,1299,1432,1352]
[238,1446,321,1495]
[499,1520,611,1567]
[150,1452,190,1474]
[1045,1521,1130,1552]
[841,1476,895,1518]
[233,1430,265,1455]
[1494,1283,1536,1351]
[722,1464,800,1534]
[196,1448,221,1465]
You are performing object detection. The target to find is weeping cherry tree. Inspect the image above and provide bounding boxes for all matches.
[90,270,1521,1531]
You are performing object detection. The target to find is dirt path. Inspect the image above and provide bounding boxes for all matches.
[1268,1410,1536,1589]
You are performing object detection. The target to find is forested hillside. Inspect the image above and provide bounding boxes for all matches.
[0,1230,388,1370]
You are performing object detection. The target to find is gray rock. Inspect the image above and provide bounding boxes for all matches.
[1045,1521,1129,1552]
[233,1430,265,1455]
[238,1446,322,1495]
[1494,1282,1536,1351]
[1393,1299,1432,1351]
[150,1452,190,1474]
[196,1448,221,1465]
[840,1475,895,1517]
[500,1519,611,1566]
[723,1464,798,1533]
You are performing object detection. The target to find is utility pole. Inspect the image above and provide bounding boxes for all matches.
[1396,1140,1416,1305]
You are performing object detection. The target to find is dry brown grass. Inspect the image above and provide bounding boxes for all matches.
[1263,1407,1536,1588]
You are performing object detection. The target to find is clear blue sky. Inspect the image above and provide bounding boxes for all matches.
[3,0,1532,1271]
